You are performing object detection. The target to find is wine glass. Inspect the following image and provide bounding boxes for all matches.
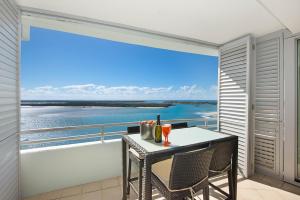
[162,124,171,146]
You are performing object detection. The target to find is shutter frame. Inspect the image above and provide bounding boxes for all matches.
[218,35,254,177]
[253,31,284,177]
[0,0,20,200]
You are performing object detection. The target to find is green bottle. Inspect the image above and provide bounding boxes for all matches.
[155,115,162,143]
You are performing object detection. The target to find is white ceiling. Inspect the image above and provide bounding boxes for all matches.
[258,0,300,34]
[16,0,299,45]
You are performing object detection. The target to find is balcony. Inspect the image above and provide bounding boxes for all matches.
[1,1,300,200]
[20,118,218,199]
[20,119,300,200]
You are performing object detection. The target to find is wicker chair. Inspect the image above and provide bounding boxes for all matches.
[126,126,143,199]
[151,147,214,200]
[171,122,188,129]
[126,122,188,199]
[209,139,236,199]
[127,126,140,134]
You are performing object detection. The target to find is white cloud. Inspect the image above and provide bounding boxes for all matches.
[21,84,217,100]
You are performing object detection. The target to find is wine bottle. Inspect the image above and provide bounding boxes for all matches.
[154,115,162,143]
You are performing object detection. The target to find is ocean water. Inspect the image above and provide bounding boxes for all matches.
[21,102,217,149]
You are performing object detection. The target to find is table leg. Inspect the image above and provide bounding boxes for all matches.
[122,139,127,200]
[232,138,238,200]
[142,156,152,200]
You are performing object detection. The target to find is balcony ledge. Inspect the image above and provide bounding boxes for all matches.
[21,139,123,197]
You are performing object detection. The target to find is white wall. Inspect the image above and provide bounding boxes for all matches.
[21,140,122,198]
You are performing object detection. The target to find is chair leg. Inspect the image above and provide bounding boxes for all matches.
[138,161,143,200]
[127,158,132,195]
[228,170,234,199]
[203,186,209,200]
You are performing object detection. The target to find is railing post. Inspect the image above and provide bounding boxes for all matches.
[101,127,104,143]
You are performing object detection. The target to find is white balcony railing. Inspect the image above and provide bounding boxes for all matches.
[20,118,217,147]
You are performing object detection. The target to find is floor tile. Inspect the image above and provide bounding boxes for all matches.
[101,186,122,200]
[261,177,285,188]
[42,189,63,200]
[82,181,102,193]
[24,195,45,200]
[257,190,285,200]
[208,188,227,200]
[101,177,120,189]
[61,186,82,198]
[82,191,102,200]
[277,190,300,200]
[237,188,264,200]
[59,195,81,200]
[129,192,138,200]
[281,182,300,195]
[118,176,123,186]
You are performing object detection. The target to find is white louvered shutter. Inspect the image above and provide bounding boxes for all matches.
[218,36,253,177]
[254,32,283,176]
[0,0,20,200]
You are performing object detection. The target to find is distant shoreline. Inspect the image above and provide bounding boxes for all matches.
[164,100,217,105]
[21,100,217,108]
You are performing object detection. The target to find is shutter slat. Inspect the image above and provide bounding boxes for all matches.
[221,44,247,54]
[221,67,246,75]
[221,48,246,59]
[256,49,278,58]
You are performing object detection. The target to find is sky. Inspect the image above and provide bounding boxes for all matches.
[21,27,218,100]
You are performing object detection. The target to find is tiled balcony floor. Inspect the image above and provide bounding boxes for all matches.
[24,174,300,200]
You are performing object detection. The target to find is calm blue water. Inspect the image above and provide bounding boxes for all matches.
[21,103,217,149]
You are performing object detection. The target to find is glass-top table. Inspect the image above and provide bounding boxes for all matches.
[122,127,238,200]
[127,127,230,153]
